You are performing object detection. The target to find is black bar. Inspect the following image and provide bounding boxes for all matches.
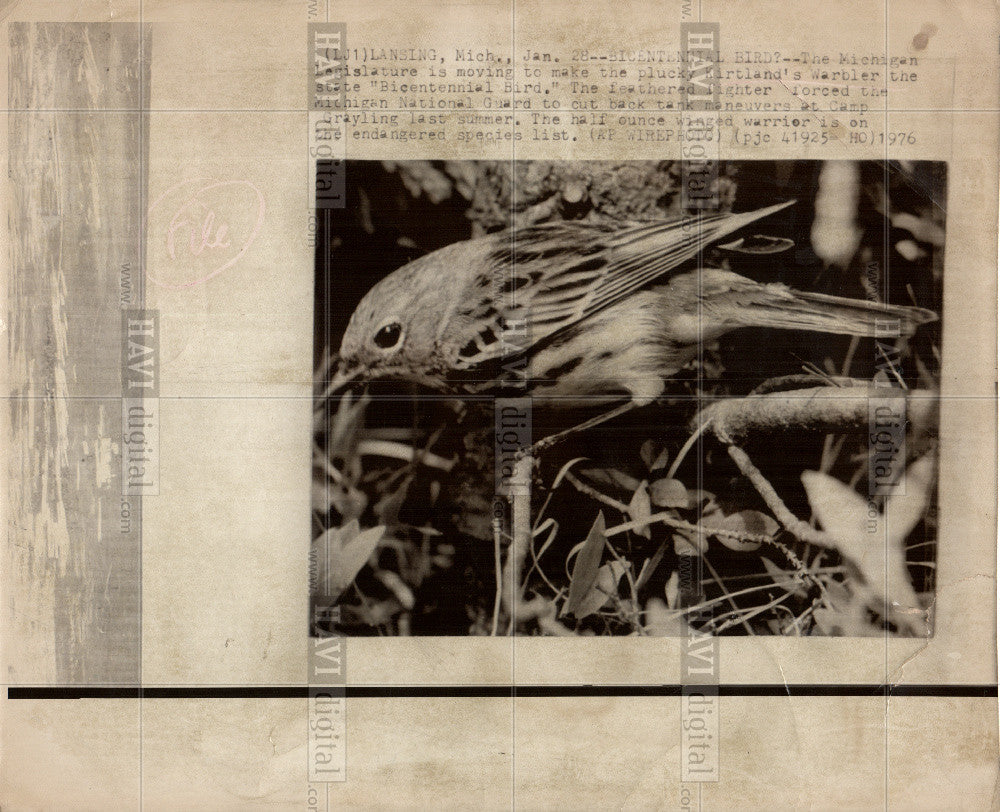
[7,684,998,700]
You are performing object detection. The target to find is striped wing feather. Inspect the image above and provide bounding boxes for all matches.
[451,200,795,368]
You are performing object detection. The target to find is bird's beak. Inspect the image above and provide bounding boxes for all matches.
[318,362,363,402]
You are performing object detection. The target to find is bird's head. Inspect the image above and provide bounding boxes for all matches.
[326,243,477,396]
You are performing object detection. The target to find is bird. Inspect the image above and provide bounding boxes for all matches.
[321,200,937,447]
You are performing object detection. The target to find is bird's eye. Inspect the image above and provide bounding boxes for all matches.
[373,321,403,350]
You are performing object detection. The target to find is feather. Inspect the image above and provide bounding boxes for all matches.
[451,201,795,369]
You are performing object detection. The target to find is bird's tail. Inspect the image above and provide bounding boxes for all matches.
[735,286,938,338]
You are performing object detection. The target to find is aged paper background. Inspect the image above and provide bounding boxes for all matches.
[2,0,997,808]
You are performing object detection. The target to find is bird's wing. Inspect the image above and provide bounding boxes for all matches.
[450,200,795,369]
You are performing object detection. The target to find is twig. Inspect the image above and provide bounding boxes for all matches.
[876,343,908,389]
[723,441,832,550]
[787,601,819,635]
[666,418,711,479]
[491,517,504,637]
[355,439,456,471]
[522,518,563,598]
[702,554,755,635]
[563,471,630,513]
[604,512,772,546]
[713,591,793,634]
[645,578,807,623]
[568,474,808,576]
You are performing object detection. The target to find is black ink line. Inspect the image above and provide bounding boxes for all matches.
[7,684,997,700]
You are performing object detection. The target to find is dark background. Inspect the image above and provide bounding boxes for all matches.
[313,160,944,637]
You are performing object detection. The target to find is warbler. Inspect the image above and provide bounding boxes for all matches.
[323,200,936,426]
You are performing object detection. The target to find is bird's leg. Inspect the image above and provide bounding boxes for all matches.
[523,400,639,457]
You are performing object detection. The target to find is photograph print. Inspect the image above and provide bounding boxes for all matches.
[311,159,943,638]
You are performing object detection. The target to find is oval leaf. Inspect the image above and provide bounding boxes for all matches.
[712,510,779,552]
[572,561,627,620]
[563,512,607,618]
[628,482,652,539]
[651,478,690,509]
[639,439,657,471]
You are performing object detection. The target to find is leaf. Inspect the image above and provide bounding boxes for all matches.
[628,482,652,539]
[650,478,689,508]
[802,464,931,619]
[664,571,680,610]
[374,569,415,610]
[639,440,657,470]
[636,542,668,592]
[533,519,561,564]
[551,457,589,489]
[761,557,788,580]
[711,510,779,552]
[895,239,926,262]
[563,512,607,618]
[327,392,368,463]
[579,467,641,493]
[571,560,627,620]
[374,476,411,526]
[673,530,707,556]
[885,455,935,544]
[650,449,671,471]
[312,522,386,600]
[334,486,368,522]
[640,440,670,472]
[802,470,868,544]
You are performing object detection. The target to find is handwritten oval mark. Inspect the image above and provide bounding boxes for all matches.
[147,178,265,289]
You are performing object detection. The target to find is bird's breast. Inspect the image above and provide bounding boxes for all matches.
[526,292,674,408]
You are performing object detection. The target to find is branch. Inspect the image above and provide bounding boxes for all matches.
[501,455,535,627]
[694,384,937,440]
